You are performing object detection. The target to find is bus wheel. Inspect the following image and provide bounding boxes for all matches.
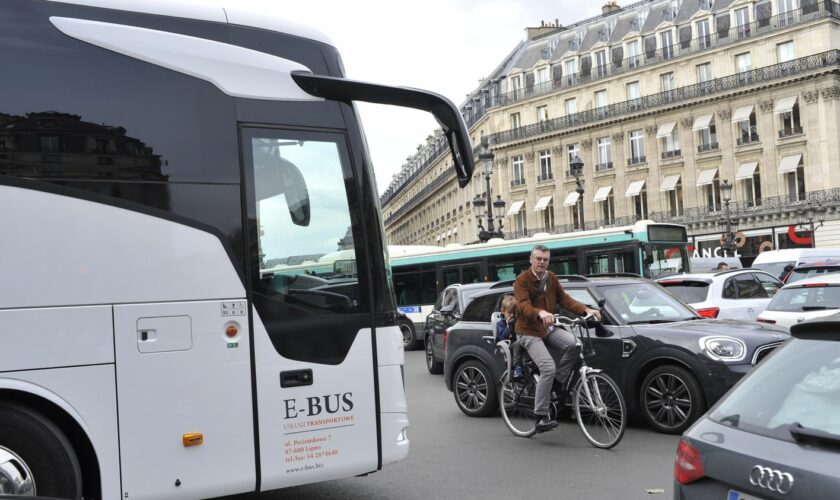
[0,402,82,498]
[399,318,419,350]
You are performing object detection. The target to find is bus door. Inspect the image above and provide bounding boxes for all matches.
[242,128,379,489]
[583,245,639,275]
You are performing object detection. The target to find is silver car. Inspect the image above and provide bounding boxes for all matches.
[675,315,840,499]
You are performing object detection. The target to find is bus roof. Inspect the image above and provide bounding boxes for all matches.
[46,0,334,46]
[390,220,677,266]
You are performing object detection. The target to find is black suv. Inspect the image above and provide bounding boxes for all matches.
[424,283,495,374]
[443,276,790,433]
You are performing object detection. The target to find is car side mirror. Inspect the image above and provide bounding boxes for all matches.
[440,305,454,316]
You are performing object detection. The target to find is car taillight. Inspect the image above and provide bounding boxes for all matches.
[756,318,776,324]
[694,307,719,318]
[443,328,449,354]
[675,439,704,485]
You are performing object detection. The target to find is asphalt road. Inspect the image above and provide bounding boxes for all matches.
[231,350,681,500]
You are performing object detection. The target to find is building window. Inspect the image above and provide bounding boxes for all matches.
[736,110,759,144]
[571,202,582,230]
[594,90,608,108]
[703,172,722,212]
[779,101,802,137]
[696,62,713,83]
[742,168,762,207]
[565,98,577,115]
[735,52,752,74]
[635,10,648,31]
[627,40,641,68]
[735,7,750,37]
[629,129,645,163]
[668,181,684,217]
[697,118,717,151]
[512,155,525,186]
[510,75,522,97]
[596,137,612,169]
[778,0,795,25]
[510,112,521,129]
[696,19,711,49]
[514,208,527,235]
[538,150,552,181]
[38,135,60,152]
[661,126,681,156]
[661,72,675,92]
[536,67,549,90]
[602,192,616,224]
[634,187,649,219]
[777,41,795,63]
[543,201,555,230]
[537,106,548,122]
[594,50,608,77]
[567,143,580,174]
[564,59,577,85]
[626,81,641,100]
[661,30,674,59]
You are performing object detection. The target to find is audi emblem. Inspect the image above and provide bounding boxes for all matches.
[749,465,794,495]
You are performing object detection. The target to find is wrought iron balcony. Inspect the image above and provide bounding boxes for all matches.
[779,125,804,138]
[510,178,526,187]
[538,172,554,182]
[697,142,719,153]
[628,156,646,166]
[661,150,682,159]
[736,128,760,145]
[595,162,614,172]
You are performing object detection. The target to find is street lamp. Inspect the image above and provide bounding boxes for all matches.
[718,179,738,254]
[796,205,827,248]
[474,138,505,242]
[570,155,585,230]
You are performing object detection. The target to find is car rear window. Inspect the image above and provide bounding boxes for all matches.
[709,338,840,441]
[766,285,840,312]
[753,261,796,281]
[786,267,840,284]
[658,281,710,303]
[462,293,500,322]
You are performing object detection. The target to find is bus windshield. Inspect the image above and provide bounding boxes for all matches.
[647,243,690,280]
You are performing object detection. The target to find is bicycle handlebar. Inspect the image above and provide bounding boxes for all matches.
[554,312,596,326]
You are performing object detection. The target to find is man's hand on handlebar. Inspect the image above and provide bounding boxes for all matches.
[584,308,602,321]
[538,310,555,327]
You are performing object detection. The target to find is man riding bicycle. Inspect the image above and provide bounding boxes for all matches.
[514,244,602,432]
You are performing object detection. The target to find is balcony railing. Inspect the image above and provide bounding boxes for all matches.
[510,178,526,187]
[697,142,719,153]
[538,172,554,182]
[487,50,840,147]
[595,162,614,172]
[628,156,646,166]
[779,125,804,138]
[661,149,682,159]
[737,128,760,145]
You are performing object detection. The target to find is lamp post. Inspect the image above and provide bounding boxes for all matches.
[719,179,738,254]
[474,138,505,242]
[570,155,585,230]
[797,205,827,248]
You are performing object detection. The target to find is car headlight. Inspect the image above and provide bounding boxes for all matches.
[699,336,747,362]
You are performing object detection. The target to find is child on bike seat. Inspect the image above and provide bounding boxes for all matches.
[496,295,525,379]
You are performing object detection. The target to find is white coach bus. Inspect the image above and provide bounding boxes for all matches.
[0,1,475,498]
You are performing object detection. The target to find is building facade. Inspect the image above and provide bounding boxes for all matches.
[381,0,840,266]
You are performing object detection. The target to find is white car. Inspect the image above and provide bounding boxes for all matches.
[756,273,840,329]
[657,269,782,320]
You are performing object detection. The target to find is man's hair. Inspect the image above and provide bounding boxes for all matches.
[717,262,728,269]
[501,295,516,313]
[532,244,550,256]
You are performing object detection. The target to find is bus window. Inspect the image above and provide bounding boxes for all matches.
[245,128,370,364]
[463,264,481,283]
[490,264,517,281]
[394,273,419,306]
[549,255,577,275]
[443,268,460,286]
[420,270,438,303]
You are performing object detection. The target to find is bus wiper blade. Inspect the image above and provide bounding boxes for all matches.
[789,422,840,447]
[801,306,838,311]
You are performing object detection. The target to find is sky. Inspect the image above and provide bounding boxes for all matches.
[217,0,602,195]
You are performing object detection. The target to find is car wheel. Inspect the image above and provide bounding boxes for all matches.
[425,338,443,374]
[0,402,83,498]
[453,360,498,417]
[399,318,419,350]
[640,365,705,434]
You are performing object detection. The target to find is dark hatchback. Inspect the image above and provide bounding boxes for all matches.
[424,283,495,374]
[676,316,840,499]
[443,276,790,433]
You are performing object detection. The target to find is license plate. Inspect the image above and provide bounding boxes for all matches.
[727,490,763,500]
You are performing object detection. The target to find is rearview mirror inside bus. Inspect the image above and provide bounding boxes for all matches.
[253,146,310,227]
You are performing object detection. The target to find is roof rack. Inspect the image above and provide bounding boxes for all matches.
[490,280,516,289]
[712,268,753,277]
[587,272,643,279]
[556,275,590,282]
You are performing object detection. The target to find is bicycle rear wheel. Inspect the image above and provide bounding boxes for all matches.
[573,372,626,449]
[498,373,537,437]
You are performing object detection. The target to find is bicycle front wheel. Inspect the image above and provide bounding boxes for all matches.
[498,374,537,438]
[573,372,626,449]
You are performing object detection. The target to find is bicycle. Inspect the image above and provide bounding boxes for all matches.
[495,314,627,448]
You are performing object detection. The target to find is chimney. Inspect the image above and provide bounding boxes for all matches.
[602,1,620,15]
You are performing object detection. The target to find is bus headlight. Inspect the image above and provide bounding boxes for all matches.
[699,336,746,362]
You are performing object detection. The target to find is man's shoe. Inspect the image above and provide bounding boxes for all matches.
[535,416,559,433]
[512,365,524,379]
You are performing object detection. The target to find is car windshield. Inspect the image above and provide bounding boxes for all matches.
[599,282,698,324]
[786,266,840,284]
[766,285,840,312]
[658,280,710,303]
[753,261,795,281]
[709,338,840,441]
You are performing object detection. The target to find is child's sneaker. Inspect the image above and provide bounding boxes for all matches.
[513,364,524,379]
